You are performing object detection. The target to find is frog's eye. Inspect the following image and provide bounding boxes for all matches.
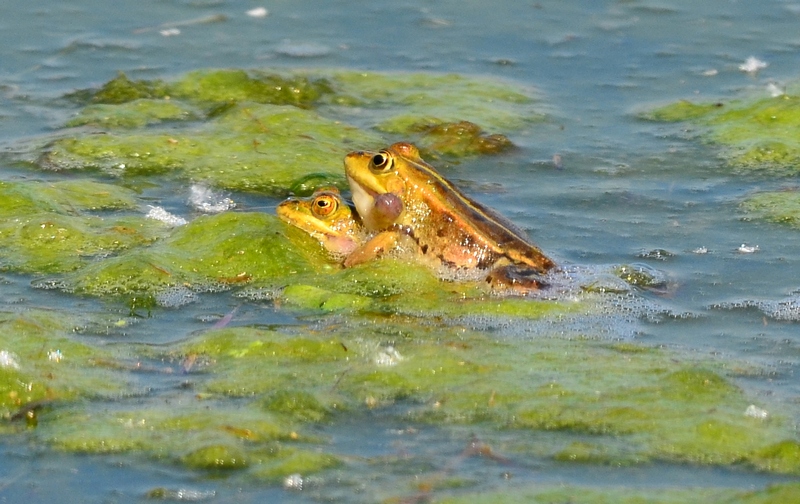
[370,152,393,172]
[312,194,338,217]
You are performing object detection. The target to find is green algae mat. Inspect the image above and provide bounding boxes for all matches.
[643,84,800,232]
[1,69,799,500]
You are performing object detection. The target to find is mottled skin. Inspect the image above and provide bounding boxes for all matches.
[276,187,363,259]
[344,142,556,288]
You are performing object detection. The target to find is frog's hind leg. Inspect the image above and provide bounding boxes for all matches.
[486,264,548,293]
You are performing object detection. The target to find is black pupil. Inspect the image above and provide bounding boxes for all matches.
[372,154,386,167]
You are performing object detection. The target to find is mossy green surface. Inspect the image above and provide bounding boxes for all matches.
[168,69,334,108]
[645,93,800,172]
[46,103,381,193]
[0,180,163,274]
[62,212,317,301]
[437,482,800,504]
[741,190,800,227]
[41,69,546,194]
[66,99,199,129]
[0,310,125,422]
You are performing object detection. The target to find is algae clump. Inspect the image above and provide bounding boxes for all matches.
[39,68,549,195]
[741,190,800,228]
[0,180,163,274]
[62,212,317,303]
[46,103,381,194]
[645,92,800,172]
[0,310,125,422]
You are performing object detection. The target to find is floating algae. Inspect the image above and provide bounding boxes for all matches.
[0,68,797,497]
[644,89,800,173]
[741,189,800,228]
[45,103,382,193]
[0,180,164,274]
[37,69,548,195]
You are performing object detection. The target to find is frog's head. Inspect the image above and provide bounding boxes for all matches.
[277,187,361,256]
[344,142,419,230]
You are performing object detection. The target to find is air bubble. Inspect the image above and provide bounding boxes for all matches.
[455,264,681,340]
[155,285,198,308]
[715,294,800,321]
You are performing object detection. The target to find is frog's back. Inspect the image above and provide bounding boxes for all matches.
[402,154,556,273]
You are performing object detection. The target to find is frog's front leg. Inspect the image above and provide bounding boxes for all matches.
[342,230,402,267]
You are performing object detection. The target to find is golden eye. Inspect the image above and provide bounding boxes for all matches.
[370,151,393,172]
[312,194,337,217]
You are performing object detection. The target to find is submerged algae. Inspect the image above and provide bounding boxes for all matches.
[5,310,798,486]
[42,405,340,480]
[322,71,544,133]
[143,322,800,476]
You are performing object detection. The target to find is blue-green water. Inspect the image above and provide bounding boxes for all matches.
[2,1,800,502]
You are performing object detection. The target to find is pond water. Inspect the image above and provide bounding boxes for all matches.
[2,1,800,502]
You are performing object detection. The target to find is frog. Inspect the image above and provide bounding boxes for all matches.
[343,142,556,289]
[276,187,364,260]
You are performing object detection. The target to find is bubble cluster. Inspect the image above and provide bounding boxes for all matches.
[154,285,198,308]
[235,286,282,301]
[461,264,682,340]
[146,205,187,226]
[31,279,69,290]
[714,294,800,321]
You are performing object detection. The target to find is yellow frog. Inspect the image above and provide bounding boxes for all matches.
[344,142,556,288]
[276,187,364,260]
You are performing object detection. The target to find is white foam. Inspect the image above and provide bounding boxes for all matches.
[188,185,236,214]
[739,56,768,74]
[374,346,403,366]
[0,350,20,369]
[454,263,683,340]
[246,7,269,18]
[146,206,187,226]
[744,404,769,420]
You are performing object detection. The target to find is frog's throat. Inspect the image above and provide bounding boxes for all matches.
[347,174,379,226]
